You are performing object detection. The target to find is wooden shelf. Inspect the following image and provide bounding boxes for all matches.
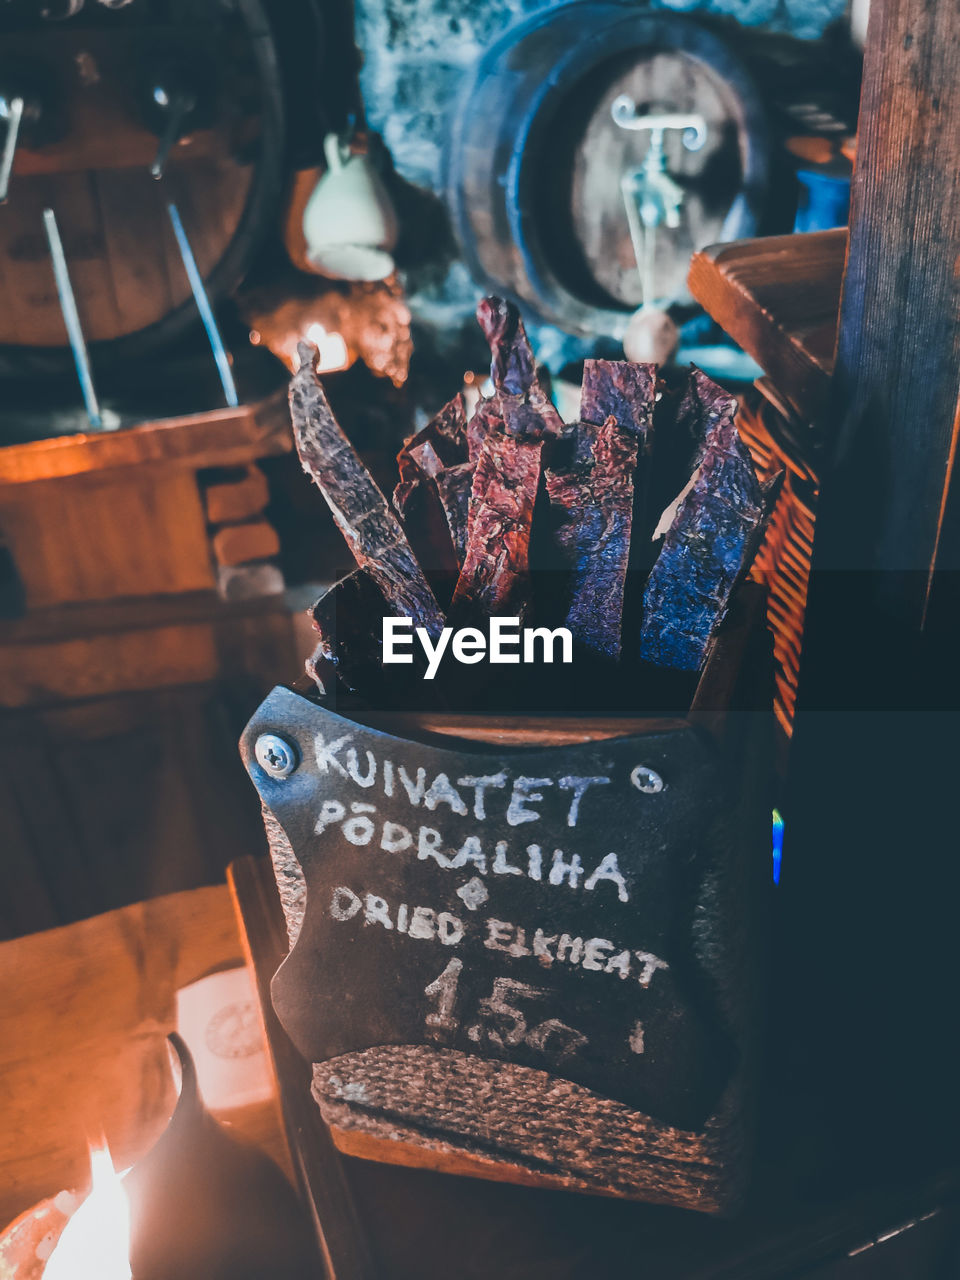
[688,228,846,421]
[0,391,290,492]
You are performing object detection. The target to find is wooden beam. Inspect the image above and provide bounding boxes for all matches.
[813,0,960,620]
[0,391,291,493]
[783,0,960,1181]
[688,229,845,421]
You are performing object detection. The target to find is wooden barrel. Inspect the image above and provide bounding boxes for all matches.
[0,0,283,375]
[446,5,768,337]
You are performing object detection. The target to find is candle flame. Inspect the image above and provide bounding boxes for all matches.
[42,1145,131,1280]
[302,322,349,373]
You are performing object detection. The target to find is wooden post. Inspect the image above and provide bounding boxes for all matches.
[785,0,960,1181]
[813,0,960,622]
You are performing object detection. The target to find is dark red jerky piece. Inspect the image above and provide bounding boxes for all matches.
[307,571,388,697]
[393,468,461,580]
[395,393,468,493]
[501,390,564,441]
[581,359,656,445]
[404,394,468,469]
[640,370,763,671]
[466,395,498,461]
[290,342,445,638]
[451,431,543,621]
[477,296,537,396]
[393,396,470,577]
[545,417,640,661]
[433,461,473,563]
[307,571,435,706]
[475,297,564,442]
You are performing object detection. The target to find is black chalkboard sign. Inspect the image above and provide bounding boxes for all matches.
[242,687,744,1132]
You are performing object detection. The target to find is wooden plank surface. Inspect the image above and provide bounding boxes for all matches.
[0,597,296,708]
[0,469,215,609]
[688,229,846,421]
[0,885,290,1229]
[0,623,220,707]
[0,391,291,491]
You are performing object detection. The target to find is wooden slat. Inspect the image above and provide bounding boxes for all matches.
[0,173,65,348]
[0,623,220,708]
[229,857,377,1280]
[0,391,291,491]
[0,469,215,608]
[162,159,251,284]
[0,588,292,646]
[47,171,125,340]
[813,4,960,607]
[13,127,227,178]
[688,229,846,421]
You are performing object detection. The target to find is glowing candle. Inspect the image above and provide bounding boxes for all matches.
[42,1146,131,1280]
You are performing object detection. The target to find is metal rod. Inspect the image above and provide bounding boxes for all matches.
[0,95,24,204]
[166,201,239,407]
[621,173,657,307]
[150,87,194,181]
[42,206,103,430]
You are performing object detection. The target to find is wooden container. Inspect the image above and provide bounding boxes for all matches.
[240,581,771,1213]
[0,0,283,377]
[446,4,768,337]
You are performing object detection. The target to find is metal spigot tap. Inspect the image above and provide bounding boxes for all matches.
[612,97,707,231]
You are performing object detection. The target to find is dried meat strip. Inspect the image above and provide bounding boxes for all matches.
[451,432,543,621]
[400,394,468,472]
[433,461,473,563]
[478,295,537,396]
[306,570,390,698]
[545,416,640,660]
[290,342,445,637]
[451,298,562,619]
[640,369,764,671]
[580,358,656,444]
[476,296,564,441]
[541,359,655,659]
[394,394,471,575]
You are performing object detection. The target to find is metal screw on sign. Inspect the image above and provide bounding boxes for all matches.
[255,733,299,779]
[631,765,664,794]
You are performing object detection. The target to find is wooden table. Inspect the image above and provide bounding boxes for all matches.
[3,874,958,1279]
[0,884,290,1232]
